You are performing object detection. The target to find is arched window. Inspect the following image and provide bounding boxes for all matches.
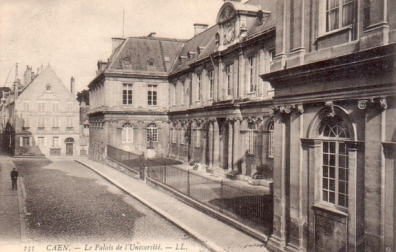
[268,121,274,158]
[147,123,158,142]
[65,137,74,143]
[122,123,133,143]
[320,115,349,208]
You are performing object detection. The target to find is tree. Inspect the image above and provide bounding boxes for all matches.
[76,89,89,105]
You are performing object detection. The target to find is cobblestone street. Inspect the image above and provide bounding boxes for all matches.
[14,158,208,251]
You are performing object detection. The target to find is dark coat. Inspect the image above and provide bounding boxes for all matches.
[10,170,18,180]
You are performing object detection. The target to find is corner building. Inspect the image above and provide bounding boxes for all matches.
[260,0,396,251]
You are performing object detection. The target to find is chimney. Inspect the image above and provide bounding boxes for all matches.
[70,76,75,95]
[148,32,156,38]
[13,79,20,100]
[23,65,32,86]
[111,37,126,53]
[194,24,209,36]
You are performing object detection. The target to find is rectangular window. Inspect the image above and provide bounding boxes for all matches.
[181,82,185,104]
[52,117,59,131]
[208,70,214,99]
[38,102,45,111]
[22,137,30,147]
[173,84,176,106]
[52,102,59,112]
[122,125,134,143]
[123,84,133,105]
[148,85,157,106]
[248,57,256,93]
[197,74,201,101]
[66,117,73,131]
[322,141,349,208]
[38,117,45,130]
[326,0,353,32]
[225,64,233,96]
[23,101,29,111]
[52,136,59,147]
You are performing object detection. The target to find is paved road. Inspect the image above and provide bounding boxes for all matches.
[14,158,208,251]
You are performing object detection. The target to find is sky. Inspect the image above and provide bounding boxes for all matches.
[0,0,226,93]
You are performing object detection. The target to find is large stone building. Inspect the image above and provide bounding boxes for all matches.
[2,65,81,156]
[260,0,396,251]
[89,0,277,181]
[88,35,185,161]
[88,0,395,251]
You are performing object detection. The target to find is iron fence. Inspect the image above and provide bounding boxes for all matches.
[146,165,273,235]
[107,145,144,174]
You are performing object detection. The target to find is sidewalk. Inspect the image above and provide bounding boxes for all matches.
[0,155,27,250]
[77,158,269,252]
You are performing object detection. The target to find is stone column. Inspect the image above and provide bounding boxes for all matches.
[233,119,241,172]
[227,120,233,171]
[213,119,220,168]
[208,121,214,169]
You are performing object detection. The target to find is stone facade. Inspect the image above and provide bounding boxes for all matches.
[2,66,81,157]
[260,0,396,251]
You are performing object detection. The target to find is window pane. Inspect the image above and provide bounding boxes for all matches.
[330,154,335,166]
[330,142,336,153]
[323,191,328,202]
[339,194,346,207]
[323,166,329,177]
[329,192,335,203]
[329,179,335,191]
[323,178,329,189]
[342,2,353,26]
[330,167,335,178]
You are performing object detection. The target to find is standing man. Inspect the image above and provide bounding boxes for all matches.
[10,168,18,190]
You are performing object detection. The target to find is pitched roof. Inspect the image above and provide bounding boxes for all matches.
[106,36,185,74]
[169,0,276,75]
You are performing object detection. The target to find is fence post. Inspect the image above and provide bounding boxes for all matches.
[187,170,190,196]
[163,165,167,184]
[220,179,224,213]
[144,166,148,183]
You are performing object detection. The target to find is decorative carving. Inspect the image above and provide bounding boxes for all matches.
[325,101,335,117]
[297,104,304,114]
[380,98,387,109]
[279,105,292,114]
[223,22,235,45]
[219,6,235,23]
[358,100,368,110]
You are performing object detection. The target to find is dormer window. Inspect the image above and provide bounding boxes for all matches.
[215,33,220,47]
[197,46,205,55]
[187,52,196,60]
[147,59,155,70]
[46,84,51,92]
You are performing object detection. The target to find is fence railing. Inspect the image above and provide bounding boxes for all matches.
[146,165,273,235]
[107,145,144,174]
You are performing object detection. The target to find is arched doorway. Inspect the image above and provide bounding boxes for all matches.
[65,137,74,156]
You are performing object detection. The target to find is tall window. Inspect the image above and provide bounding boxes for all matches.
[208,70,214,99]
[23,101,29,111]
[147,123,158,142]
[148,85,157,106]
[38,101,45,111]
[52,102,59,112]
[122,123,133,143]
[247,123,256,154]
[326,0,353,32]
[181,82,185,104]
[52,117,59,130]
[225,65,233,96]
[248,57,256,92]
[173,84,176,106]
[197,73,202,101]
[123,84,133,105]
[321,115,349,208]
[38,117,45,130]
[52,136,59,147]
[268,121,274,158]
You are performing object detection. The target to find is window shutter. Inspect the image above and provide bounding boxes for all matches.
[20,137,23,147]
[30,137,33,146]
